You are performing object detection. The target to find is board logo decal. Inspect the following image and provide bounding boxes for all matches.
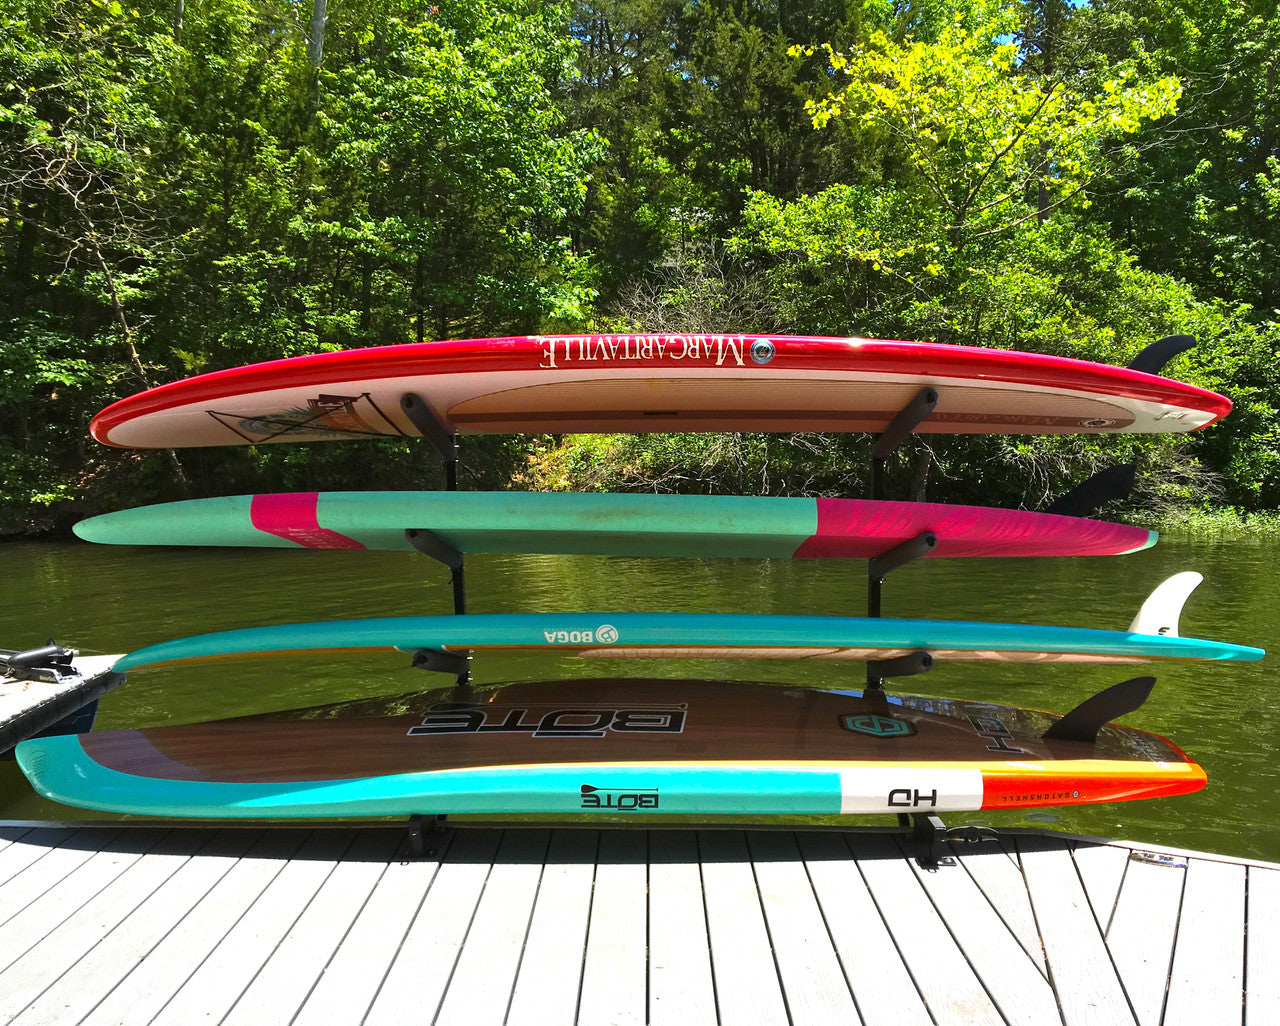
[839,713,916,738]
[968,714,1026,754]
[542,624,618,645]
[888,787,940,808]
[750,339,775,364]
[537,334,752,369]
[407,703,686,738]
[210,392,403,443]
[997,790,1081,804]
[580,784,659,810]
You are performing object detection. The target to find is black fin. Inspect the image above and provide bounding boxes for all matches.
[1127,335,1196,375]
[1043,676,1156,743]
[1044,463,1136,518]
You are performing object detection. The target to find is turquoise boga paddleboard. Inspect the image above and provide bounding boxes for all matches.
[74,491,1157,559]
[106,586,1262,672]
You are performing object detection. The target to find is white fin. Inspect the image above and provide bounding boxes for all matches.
[1127,572,1204,637]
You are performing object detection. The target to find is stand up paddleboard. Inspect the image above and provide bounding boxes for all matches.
[73,491,1157,559]
[88,335,1231,448]
[14,678,1207,818]
[101,597,1262,672]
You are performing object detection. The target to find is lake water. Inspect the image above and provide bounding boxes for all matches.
[1,536,1275,862]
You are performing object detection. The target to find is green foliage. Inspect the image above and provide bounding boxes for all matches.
[2,0,1280,527]
[519,431,873,496]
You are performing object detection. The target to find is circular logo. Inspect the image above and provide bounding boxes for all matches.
[839,713,916,738]
[595,624,619,644]
[1080,418,1118,429]
[750,339,775,365]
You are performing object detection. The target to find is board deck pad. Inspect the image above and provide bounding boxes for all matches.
[103,611,1264,672]
[73,491,1158,559]
[88,335,1232,448]
[14,679,1208,818]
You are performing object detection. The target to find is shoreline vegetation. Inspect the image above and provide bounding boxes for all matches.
[4,0,1278,531]
[3,428,1277,542]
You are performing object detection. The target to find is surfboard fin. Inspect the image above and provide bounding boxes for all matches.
[1128,571,1203,637]
[1043,464,1136,518]
[1043,676,1156,743]
[1127,334,1196,376]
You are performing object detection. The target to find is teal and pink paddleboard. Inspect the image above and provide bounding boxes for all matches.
[75,491,1157,558]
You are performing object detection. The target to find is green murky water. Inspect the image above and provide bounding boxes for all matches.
[1,537,1275,861]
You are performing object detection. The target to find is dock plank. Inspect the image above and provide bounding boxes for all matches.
[950,842,1047,976]
[0,829,209,1023]
[16,830,263,1026]
[748,831,860,1026]
[289,832,444,1026]
[1163,857,1246,1026]
[1072,842,1130,933]
[900,837,1059,1026]
[1017,836,1136,1026]
[434,830,550,1026]
[505,830,598,1026]
[855,835,1005,1026]
[0,827,124,929]
[577,830,650,1026]
[362,828,501,1026]
[77,830,302,1026]
[698,830,789,1026]
[148,829,357,1026]
[0,826,100,890]
[646,831,717,1026]
[0,824,33,858]
[799,832,931,1026]
[220,829,402,1026]
[1246,867,1280,1026]
[0,829,171,978]
[1104,851,1186,1026]
[0,823,1270,1026]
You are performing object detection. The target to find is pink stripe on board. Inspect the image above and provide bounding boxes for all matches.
[249,493,367,549]
[793,498,1153,559]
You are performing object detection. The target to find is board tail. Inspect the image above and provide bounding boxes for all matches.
[1127,571,1203,636]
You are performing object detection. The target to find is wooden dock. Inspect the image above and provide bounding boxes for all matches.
[0,656,122,755]
[0,821,1274,1025]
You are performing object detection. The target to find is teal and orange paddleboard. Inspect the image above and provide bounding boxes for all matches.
[74,491,1158,559]
[15,678,1208,819]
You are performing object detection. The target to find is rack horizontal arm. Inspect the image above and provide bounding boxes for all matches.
[872,387,938,462]
[867,651,934,679]
[411,647,471,678]
[869,532,938,581]
[405,529,463,572]
[400,393,459,464]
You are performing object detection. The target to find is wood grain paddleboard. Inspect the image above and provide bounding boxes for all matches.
[14,679,1207,818]
[103,610,1264,671]
[73,491,1158,559]
[88,335,1231,447]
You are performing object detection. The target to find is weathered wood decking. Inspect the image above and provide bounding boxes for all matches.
[0,821,1274,1025]
[0,657,122,754]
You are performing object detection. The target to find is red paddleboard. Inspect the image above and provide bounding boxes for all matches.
[89,335,1230,448]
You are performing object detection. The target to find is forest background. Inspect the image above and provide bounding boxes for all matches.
[2,0,1278,534]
